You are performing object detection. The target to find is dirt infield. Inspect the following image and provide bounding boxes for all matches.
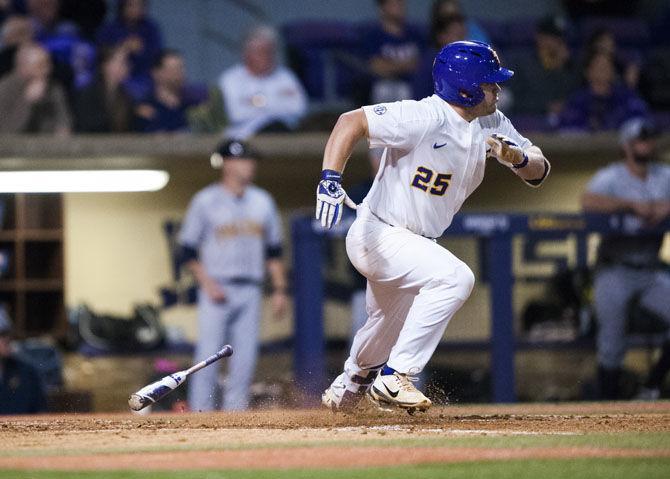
[1,402,669,471]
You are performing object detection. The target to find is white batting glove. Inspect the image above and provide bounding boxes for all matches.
[316,169,355,229]
[485,134,529,169]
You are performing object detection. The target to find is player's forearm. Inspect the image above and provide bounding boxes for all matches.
[266,258,288,293]
[581,192,636,213]
[186,260,213,287]
[322,109,369,173]
[515,146,549,182]
[370,57,417,77]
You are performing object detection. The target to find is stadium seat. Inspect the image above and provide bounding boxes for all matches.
[282,20,363,107]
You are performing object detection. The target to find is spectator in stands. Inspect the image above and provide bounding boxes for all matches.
[430,0,490,44]
[413,14,465,100]
[0,14,33,78]
[0,0,22,24]
[507,15,577,127]
[74,46,132,132]
[585,28,641,90]
[0,306,48,414]
[27,0,77,41]
[96,0,163,100]
[134,49,202,133]
[558,51,648,132]
[218,25,307,140]
[0,42,71,134]
[60,0,106,41]
[581,117,670,400]
[360,0,424,103]
[27,0,95,94]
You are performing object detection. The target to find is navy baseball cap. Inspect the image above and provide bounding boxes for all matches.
[619,117,659,145]
[210,139,260,168]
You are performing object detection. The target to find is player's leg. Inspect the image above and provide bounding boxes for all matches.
[330,213,474,410]
[636,270,670,398]
[188,289,231,411]
[221,284,262,410]
[593,265,640,399]
[323,280,414,410]
[350,281,415,369]
[385,250,474,373]
[365,235,474,409]
[350,288,367,340]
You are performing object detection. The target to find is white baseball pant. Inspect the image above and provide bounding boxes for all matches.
[342,205,475,383]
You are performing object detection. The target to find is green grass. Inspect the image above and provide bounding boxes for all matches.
[2,431,668,458]
[2,458,670,479]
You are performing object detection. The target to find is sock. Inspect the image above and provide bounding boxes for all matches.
[381,365,396,376]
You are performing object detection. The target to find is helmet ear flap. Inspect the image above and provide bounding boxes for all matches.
[460,85,485,106]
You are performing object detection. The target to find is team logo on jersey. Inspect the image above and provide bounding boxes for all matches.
[373,105,387,115]
[216,221,264,238]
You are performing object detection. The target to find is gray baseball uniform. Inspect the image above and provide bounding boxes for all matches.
[179,183,282,410]
[586,161,670,369]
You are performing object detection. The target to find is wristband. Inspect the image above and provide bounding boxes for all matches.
[321,169,342,182]
[512,153,529,169]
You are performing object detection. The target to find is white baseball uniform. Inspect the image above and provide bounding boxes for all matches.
[341,94,536,384]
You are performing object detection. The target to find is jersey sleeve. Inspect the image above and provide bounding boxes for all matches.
[480,110,532,149]
[362,100,428,150]
[178,194,207,248]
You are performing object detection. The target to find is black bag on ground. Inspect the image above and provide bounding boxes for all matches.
[74,304,165,353]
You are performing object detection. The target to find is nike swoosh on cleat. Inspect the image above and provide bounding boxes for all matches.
[433,142,447,149]
[380,383,399,398]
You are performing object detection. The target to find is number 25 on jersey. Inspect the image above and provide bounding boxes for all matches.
[411,167,452,196]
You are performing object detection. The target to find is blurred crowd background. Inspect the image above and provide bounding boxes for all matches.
[0,0,669,137]
[1,0,669,414]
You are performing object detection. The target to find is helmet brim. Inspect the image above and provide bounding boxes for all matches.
[484,67,514,83]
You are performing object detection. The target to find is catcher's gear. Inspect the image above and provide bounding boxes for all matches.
[316,169,356,229]
[433,40,513,107]
[485,133,528,168]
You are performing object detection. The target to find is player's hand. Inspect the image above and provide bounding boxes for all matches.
[271,290,289,319]
[628,200,654,224]
[648,200,670,226]
[486,134,528,168]
[203,279,226,303]
[316,169,348,229]
[24,79,47,103]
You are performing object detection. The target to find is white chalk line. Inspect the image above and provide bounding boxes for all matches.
[328,426,579,436]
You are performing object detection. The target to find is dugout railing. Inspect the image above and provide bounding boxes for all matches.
[291,212,670,403]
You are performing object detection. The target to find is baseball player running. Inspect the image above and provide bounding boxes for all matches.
[317,41,551,412]
[179,140,288,411]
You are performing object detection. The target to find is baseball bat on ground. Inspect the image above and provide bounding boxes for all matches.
[128,345,233,411]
